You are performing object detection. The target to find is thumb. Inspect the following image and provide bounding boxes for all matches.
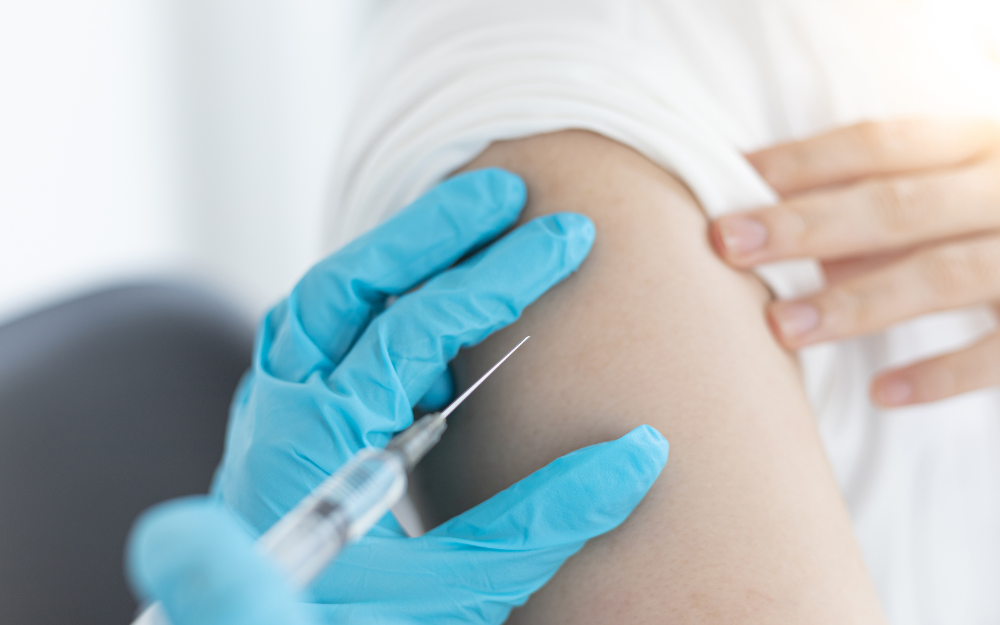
[126,497,316,625]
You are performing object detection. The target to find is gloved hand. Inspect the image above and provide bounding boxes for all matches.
[127,498,319,625]
[137,168,668,624]
[127,427,666,625]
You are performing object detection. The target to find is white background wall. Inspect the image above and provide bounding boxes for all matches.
[7,1,994,328]
[0,0,366,324]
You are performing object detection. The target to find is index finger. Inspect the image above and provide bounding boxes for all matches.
[327,212,595,449]
[749,119,999,197]
[267,169,526,380]
[434,425,668,545]
[308,427,668,617]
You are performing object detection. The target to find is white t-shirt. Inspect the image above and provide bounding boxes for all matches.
[328,2,1000,622]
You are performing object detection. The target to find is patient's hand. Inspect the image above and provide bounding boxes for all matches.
[713,119,1000,406]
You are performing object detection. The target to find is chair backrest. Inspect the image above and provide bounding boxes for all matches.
[0,283,253,624]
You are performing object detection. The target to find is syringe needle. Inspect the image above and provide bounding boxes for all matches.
[439,336,529,420]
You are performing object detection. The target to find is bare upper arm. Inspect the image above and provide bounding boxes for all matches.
[414,130,886,623]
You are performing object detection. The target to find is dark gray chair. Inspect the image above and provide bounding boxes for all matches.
[0,283,254,624]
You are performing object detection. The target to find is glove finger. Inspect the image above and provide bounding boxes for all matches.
[437,426,667,617]
[126,497,316,625]
[305,426,667,622]
[327,212,595,448]
[432,425,668,547]
[267,169,526,382]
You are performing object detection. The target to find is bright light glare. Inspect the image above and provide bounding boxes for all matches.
[925,0,1000,116]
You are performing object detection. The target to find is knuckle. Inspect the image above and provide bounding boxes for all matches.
[779,200,817,244]
[854,120,910,165]
[917,244,1000,299]
[825,284,878,332]
[868,180,932,235]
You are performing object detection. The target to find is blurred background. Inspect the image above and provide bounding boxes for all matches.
[2,0,998,326]
[0,3,369,622]
[0,0,368,325]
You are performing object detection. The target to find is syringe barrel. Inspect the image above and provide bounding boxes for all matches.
[258,448,407,587]
[130,449,406,625]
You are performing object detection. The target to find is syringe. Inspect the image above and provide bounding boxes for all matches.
[132,336,529,625]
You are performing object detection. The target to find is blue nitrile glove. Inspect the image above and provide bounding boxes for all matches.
[206,168,669,623]
[127,429,666,625]
[127,498,319,625]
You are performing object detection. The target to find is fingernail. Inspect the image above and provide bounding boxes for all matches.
[716,216,768,257]
[876,379,913,406]
[771,302,820,340]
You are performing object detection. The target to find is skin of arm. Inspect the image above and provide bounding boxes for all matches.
[412,130,887,623]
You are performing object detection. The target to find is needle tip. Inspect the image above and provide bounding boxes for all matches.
[439,335,531,419]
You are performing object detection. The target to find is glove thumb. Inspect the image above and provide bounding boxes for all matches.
[126,497,316,625]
